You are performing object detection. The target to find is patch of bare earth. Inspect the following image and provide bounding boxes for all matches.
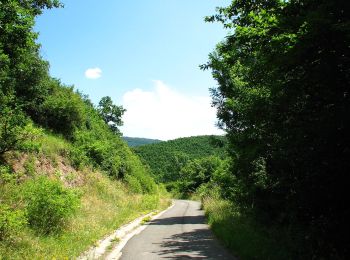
[4,152,85,187]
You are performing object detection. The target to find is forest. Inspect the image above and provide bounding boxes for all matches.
[203,0,349,258]
[133,135,227,183]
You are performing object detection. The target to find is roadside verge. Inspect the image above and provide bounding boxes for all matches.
[78,201,174,260]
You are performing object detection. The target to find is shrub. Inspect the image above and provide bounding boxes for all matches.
[0,204,27,241]
[40,82,86,138]
[23,176,80,234]
[0,95,30,156]
[125,175,142,193]
[0,165,15,184]
[138,174,157,194]
[67,146,89,170]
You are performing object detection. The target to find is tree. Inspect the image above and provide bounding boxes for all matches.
[97,96,126,135]
[179,156,222,194]
[0,1,62,119]
[0,93,28,155]
[0,0,63,153]
[0,91,42,156]
[39,80,86,138]
[203,0,349,258]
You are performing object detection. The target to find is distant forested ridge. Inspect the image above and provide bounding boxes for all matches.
[123,137,162,147]
[133,135,227,183]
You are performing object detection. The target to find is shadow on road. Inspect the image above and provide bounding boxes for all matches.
[153,229,233,259]
[148,215,234,259]
[148,215,206,226]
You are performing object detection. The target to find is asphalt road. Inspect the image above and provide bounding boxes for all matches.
[120,200,235,260]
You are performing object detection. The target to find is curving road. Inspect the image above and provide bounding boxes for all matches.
[120,200,235,260]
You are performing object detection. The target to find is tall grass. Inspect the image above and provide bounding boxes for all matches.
[0,170,169,259]
[203,196,293,260]
[0,130,170,259]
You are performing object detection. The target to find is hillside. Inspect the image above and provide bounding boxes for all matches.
[133,135,227,183]
[123,137,162,147]
[0,132,169,258]
[0,2,168,258]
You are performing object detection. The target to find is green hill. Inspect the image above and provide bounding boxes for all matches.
[0,2,168,258]
[133,135,227,182]
[123,137,162,147]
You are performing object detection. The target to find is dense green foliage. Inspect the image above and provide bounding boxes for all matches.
[22,176,80,234]
[0,0,157,195]
[202,194,293,260]
[0,0,58,154]
[0,204,26,242]
[0,152,168,259]
[201,0,349,258]
[97,96,126,135]
[0,0,60,125]
[0,99,29,154]
[0,3,160,255]
[122,137,162,147]
[133,135,227,183]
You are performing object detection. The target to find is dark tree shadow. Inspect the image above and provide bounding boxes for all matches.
[148,215,235,259]
[148,215,206,226]
[153,229,234,259]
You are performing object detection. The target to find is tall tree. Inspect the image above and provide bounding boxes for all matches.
[0,0,62,114]
[203,0,349,257]
[0,0,62,153]
[97,96,126,135]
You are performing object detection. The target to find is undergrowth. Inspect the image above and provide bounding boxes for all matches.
[0,131,170,259]
[0,169,169,259]
[202,196,294,260]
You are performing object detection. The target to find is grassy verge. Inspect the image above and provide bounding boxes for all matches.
[202,196,294,260]
[0,170,169,259]
[0,130,170,259]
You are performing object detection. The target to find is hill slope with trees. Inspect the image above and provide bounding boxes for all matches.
[122,137,162,147]
[133,135,227,184]
[197,0,349,259]
[0,1,167,258]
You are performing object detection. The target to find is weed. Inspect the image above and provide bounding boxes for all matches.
[106,237,120,252]
[141,216,152,225]
[65,172,76,182]
[0,204,27,241]
[23,155,36,176]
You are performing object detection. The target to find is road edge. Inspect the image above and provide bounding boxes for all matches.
[77,200,174,260]
[106,201,175,260]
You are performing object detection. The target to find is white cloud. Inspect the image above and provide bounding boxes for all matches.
[85,67,102,79]
[120,80,224,140]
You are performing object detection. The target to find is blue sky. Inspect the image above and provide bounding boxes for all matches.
[35,0,230,140]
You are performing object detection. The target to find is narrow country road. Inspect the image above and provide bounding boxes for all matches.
[120,200,235,259]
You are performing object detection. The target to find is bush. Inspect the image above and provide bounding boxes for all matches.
[0,204,27,241]
[23,176,80,234]
[0,165,15,184]
[67,146,89,170]
[0,94,29,155]
[40,82,86,138]
[125,174,142,193]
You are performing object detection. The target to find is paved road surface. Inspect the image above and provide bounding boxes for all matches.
[120,200,235,260]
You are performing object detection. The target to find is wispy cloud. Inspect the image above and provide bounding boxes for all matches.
[85,67,102,79]
[120,80,223,140]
